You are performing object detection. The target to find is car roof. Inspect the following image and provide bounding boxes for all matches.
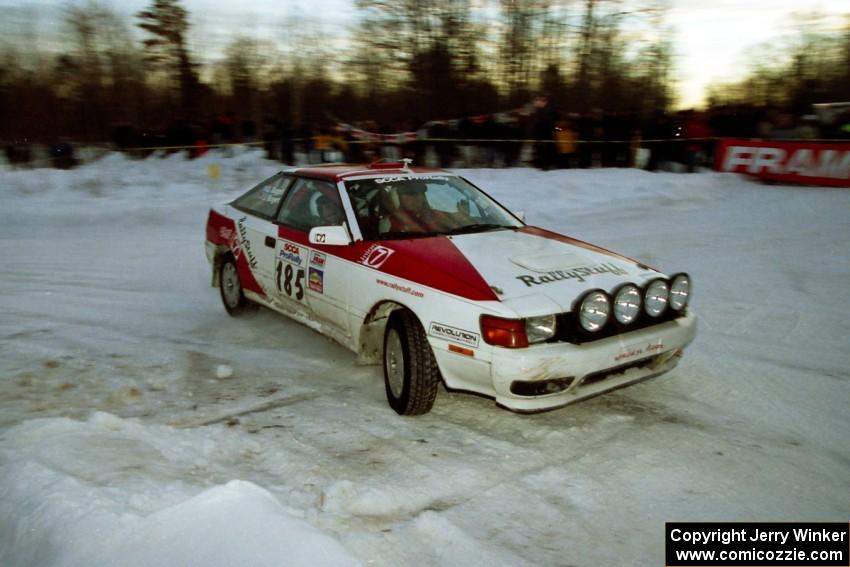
[285,163,451,182]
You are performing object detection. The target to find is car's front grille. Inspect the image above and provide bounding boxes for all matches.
[510,376,575,397]
[580,355,658,387]
[551,309,686,345]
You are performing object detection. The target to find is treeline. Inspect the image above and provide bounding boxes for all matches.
[706,12,850,114]
[0,0,847,144]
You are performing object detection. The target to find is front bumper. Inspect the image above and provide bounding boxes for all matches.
[487,312,697,412]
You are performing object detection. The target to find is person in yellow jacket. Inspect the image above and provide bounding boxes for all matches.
[555,117,577,168]
[313,128,349,162]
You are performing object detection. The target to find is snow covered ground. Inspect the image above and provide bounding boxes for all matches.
[1,150,848,566]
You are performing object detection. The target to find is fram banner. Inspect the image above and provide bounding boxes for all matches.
[715,139,850,187]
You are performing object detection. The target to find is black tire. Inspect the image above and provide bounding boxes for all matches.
[383,310,440,415]
[219,254,247,316]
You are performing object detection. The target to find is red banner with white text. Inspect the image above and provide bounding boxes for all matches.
[715,139,850,187]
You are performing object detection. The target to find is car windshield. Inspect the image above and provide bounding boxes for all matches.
[344,175,523,240]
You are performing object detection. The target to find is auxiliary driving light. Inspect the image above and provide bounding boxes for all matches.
[644,279,669,317]
[669,273,690,311]
[613,284,642,324]
[578,290,610,332]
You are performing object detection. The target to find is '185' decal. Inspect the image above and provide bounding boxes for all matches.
[276,260,305,301]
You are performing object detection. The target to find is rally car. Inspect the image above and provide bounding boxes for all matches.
[204,161,696,414]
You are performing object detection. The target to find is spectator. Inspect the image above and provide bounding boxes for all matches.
[682,110,713,172]
[313,127,344,163]
[531,108,556,170]
[241,119,256,142]
[767,112,799,139]
[797,115,820,139]
[49,139,78,169]
[4,140,32,168]
[554,115,577,168]
[645,111,675,171]
[578,109,605,168]
[830,111,850,139]
[262,117,281,161]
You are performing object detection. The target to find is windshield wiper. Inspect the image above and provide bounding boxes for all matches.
[446,223,512,235]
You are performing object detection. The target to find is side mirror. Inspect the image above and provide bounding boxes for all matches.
[309,224,352,246]
[513,210,526,222]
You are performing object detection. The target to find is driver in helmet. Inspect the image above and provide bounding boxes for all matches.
[389,181,451,233]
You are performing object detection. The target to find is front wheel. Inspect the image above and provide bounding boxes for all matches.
[219,255,247,316]
[383,310,440,415]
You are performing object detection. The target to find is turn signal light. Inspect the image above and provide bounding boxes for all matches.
[480,315,529,348]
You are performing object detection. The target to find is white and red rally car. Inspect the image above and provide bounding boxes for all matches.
[205,162,696,414]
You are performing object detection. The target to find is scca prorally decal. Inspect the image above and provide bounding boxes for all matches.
[278,239,305,266]
[237,217,258,268]
[310,251,326,268]
[374,175,450,184]
[308,267,324,293]
[517,263,628,287]
[429,322,479,348]
[359,244,395,269]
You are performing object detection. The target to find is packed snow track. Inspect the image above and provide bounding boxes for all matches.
[1,151,848,566]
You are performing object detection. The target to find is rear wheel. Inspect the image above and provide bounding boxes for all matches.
[383,310,440,415]
[219,255,247,315]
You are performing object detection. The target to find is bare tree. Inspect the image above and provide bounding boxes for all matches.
[353,0,488,121]
[59,2,146,140]
[137,0,199,119]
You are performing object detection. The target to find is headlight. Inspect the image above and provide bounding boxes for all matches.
[525,315,556,344]
[578,290,610,332]
[669,273,690,311]
[644,279,669,317]
[613,284,642,324]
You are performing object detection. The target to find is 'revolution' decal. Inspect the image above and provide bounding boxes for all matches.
[359,244,395,269]
[429,322,480,348]
[517,263,628,287]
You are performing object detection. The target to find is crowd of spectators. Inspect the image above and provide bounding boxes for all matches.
[4,103,850,170]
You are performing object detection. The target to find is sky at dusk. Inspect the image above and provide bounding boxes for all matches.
[0,0,847,108]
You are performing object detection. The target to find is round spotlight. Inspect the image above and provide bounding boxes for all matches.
[578,290,610,332]
[669,273,690,311]
[613,284,642,324]
[644,279,669,318]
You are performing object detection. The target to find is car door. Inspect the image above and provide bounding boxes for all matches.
[229,173,292,295]
[275,177,351,334]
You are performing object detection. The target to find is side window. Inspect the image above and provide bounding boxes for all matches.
[232,174,291,219]
[276,178,344,232]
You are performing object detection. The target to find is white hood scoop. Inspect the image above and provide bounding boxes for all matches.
[510,252,587,273]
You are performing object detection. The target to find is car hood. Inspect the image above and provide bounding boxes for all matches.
[447,226,661,312]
